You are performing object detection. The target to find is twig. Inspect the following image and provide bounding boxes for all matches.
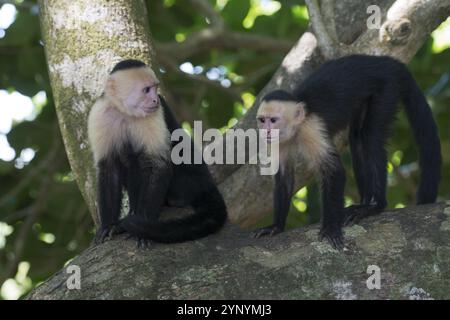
[0,128,61,207]
[158,53,243,103]
[188,0,225,29]
[0,175,52,284]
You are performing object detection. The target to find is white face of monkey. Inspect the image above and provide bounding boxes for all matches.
[106,67,160,117]
[256,100,306,143]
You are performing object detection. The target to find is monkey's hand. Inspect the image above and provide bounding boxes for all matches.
[319,226,344,250]
[93,224,125,245]
[252,225,282,238]
[343,204,381,226]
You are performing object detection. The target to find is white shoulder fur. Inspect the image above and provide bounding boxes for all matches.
[296,115,334,170]
[87,98,170,162]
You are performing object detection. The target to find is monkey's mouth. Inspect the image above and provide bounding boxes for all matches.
[143,105,159,114]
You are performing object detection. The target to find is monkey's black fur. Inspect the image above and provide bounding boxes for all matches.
[110,59,146,74]
[262,55,441,249]
[95,62,227,245]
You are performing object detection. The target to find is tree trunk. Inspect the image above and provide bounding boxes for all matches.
[27,203,450,299]
[35,0,450,299]
[38,0,157,224]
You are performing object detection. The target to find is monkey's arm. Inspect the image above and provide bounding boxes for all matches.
[253,163,294,237]
[94,157,124,243]
[319,152,346,250]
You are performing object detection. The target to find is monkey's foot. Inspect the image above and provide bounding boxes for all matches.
[319,226,345,250]
[343,204,381,226]
[93,224,124,245]
[252,225,282,238]
[125,234,153,249]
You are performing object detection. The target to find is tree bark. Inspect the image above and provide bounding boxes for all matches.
[28,203,450,299]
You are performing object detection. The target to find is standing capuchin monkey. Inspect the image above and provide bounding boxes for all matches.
[88,59,227,246]
[254,55,441,250]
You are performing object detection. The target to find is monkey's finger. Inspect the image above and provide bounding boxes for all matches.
[269,228,281,237]
[94,228,110,245]
[252,227,273,238]
[330,236,345,251]
[324,234,344,250]
[136,238,152,249]
[343,213,358,226]
[109,224,126,237]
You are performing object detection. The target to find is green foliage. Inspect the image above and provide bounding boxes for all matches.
[0,0,449,299]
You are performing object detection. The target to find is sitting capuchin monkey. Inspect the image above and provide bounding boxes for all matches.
[88,59,227,246]
[254,54,441,250]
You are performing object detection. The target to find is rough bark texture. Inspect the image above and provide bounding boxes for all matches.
[38,0,156,224]
[28,202,450,299]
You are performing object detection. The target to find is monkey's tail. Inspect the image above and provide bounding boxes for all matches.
[119,188,227,243]
[401,70,441,204]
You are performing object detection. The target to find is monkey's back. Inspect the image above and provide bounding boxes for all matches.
[294,55,407,135]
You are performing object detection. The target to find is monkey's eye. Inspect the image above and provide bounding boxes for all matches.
[258,117,265,123]
[270,117,278,123]
[143,86,151,94]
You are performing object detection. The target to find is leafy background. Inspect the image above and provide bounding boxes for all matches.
[0,0,449,299]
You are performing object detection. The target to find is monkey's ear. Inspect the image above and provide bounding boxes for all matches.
[294,102,306,124]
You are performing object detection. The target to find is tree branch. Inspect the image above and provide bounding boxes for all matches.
[158,52,243,102]
[27,203,450,299]
[354,0,450,61]
[157,29,294,62]
[305,0,346,58]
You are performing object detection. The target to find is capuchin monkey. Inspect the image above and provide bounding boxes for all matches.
[253,55,441,250]
[88,59,227,246]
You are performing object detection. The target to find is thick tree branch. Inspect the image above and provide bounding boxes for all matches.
[354,0,450,61]
[305,0,345,58]
[157,29,294,62]
[28,203,450,299]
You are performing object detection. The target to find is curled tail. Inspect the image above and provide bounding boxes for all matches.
[119,189,227,243]
[401,71,441,204]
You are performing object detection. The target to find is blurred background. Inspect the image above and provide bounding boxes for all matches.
[0,0,449,299]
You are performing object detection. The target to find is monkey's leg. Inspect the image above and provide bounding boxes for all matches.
[319,151,346,250]
[135,159,172,221]
[344,125,378,224]
[94,156,124,244]
[253,164,294,238]
[349,122,367,202]
[122,146,142,216]
[118,156,172,247]
[344,92,397,225]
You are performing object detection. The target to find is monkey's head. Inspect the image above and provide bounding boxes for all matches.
[105,59,160,117]
[257,90,306,143]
